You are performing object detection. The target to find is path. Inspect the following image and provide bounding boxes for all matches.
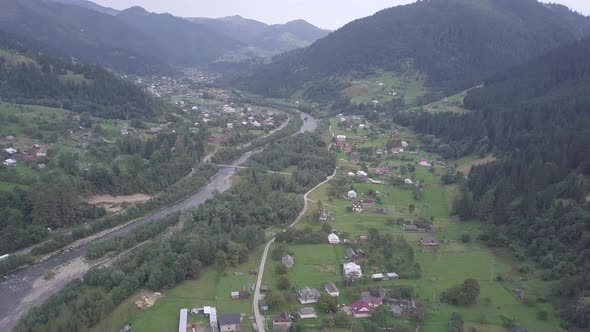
[252,125,335,332]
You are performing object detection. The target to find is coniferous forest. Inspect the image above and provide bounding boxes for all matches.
[394,36,590,328]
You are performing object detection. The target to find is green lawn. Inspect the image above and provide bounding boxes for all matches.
[88,247,265,332]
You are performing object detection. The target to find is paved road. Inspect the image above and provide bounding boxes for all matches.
[252,126,334,332]
[0,111,316,332]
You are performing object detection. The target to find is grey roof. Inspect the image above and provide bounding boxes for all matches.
[282,255,294,265]
[218,313,240,326]
[324,282,339,293]
[299,307,316,315]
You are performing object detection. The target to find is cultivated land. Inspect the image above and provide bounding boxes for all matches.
[258,116,562,331]
[343,70,427,106]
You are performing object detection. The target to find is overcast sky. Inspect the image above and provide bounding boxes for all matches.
[94,0,590,30]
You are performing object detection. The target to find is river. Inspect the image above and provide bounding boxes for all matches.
[0,111,317,331]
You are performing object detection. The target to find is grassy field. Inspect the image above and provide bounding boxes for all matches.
[87,247,265,332]
[344,71,427,106]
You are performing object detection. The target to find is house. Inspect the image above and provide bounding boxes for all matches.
[4,148,17,156]
[204,306,218,327]
[328,233,340,244]
[358,235,369,243]
[324,282,340,297]
[346,247,358,260]
[347,171,355,177]
[299,307,317,319]
[351,298,382,318]
[5,135,15,141]
[238,290,250,299]
[401,141,409,148]
[348,190,357,199]
[3,159,17,167]
[147,127,161,135]
[272,312,292,331]
[218,313,241,332]
[385,272,399,280]
[389,299,416,318]
[402,224,421,232]
[36,149,47,157]
[259,299,268,312]
[419,160,432,167]
[282,255,294,268]
[404,179,414,185]
[356,170,368,178]
[298,287,321,304]
[231,291,240,299]
[178,309,188,332]
[419,235,439,247]
[372,273,384,281]
[319,208,329,222]
[343,262,363,280]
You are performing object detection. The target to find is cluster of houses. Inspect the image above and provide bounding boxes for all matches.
[178,306,242,332]
[2,141,48,168]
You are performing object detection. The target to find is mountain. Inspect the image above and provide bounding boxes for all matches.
[116,7,243,66]
[394,34,590,329]
[0,29,163,119]
[0,0,170,74]
[245,0,590,99]
[188,16,330,54]
[48,0,119,15]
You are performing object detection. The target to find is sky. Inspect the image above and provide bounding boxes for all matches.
[94,0,590,30]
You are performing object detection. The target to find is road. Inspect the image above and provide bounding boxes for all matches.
[252,125,335,332]
[0,111,316,332]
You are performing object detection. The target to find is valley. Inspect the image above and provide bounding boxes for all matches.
[1,0,590,332]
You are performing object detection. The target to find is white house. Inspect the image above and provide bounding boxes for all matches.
[347,172,356,177]
[343,262,363,280]
[419,160,433,167]
[404,179,414,185]
[299,307,317,319]
[324,282,340,297]
[386,272,399,280]
[357,170,368,178]
[401,141,409,148]
[348,190,357,199]
[328,233,340,244]
[4,148,17,155]
[3,159,17,167]
[298,287,321,304]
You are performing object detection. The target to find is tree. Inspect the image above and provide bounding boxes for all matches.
[333,311,352,327]
[215,251,227,272]
[441,278,480,306]
[265,289,286,309]
[174,135,186,155]
[449,312,464,332]
[409,204,416,214]
[316,293,338,313]
[278,275,291,290]
[460,233,471,243]
[438,144,455,159]
[276,264,288,275]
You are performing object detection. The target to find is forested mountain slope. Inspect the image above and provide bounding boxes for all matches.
[0,0,170,74]
[116,7,243,66]
[188,16,330,54]
[0,30,164,119]
[244,0,590,98]
[394,36,590,329]
[48,0,119,15]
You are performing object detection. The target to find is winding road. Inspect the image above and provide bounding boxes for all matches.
[252,125,335,332]
[0,111,317,332]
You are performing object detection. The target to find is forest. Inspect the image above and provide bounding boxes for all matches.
[0,129,210,254]
[0,30,165,119]
[14,132,332,332]
[241,0,590,100]
[393,36,590,328]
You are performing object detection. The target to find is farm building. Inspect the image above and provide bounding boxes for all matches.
[272,312,292,331]
[218,313,240,332]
